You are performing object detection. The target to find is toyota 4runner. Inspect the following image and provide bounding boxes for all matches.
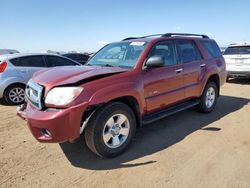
[17,33,226,158]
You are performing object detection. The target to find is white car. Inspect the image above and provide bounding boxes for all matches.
[223,43,250,79]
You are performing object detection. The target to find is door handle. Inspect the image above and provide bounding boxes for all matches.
[200,64,206,68]
[20,69,26,73]
[175,68,183,73]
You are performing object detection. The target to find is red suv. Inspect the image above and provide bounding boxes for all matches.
[18,33,226,157]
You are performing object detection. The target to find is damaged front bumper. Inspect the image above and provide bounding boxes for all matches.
[17,102,88,143]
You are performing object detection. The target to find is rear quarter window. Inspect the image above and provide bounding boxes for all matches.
[10,58,19,66]
[201,40,222,58]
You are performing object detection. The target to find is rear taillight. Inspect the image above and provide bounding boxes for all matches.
[0,62,7,73]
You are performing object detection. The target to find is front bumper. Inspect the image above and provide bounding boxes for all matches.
[17,102,88,143]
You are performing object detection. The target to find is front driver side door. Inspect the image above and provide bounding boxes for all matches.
[142,40,184,114]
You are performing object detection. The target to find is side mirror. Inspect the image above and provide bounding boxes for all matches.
[145,56,165,68]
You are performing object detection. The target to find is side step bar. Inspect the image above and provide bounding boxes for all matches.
[142,99,200,125]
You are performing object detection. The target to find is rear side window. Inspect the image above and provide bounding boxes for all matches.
[11,56,45,67]
[201,40,222,58]
[176,40,202,63]
[46,56,78,67]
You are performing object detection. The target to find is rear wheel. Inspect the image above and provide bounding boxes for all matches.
[197,81,218,113]
[84,102,136,158]
[4,84,25,105]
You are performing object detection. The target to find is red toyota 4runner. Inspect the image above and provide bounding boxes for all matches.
[17,33,226,157]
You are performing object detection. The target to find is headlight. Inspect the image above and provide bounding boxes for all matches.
[45,87,83,106]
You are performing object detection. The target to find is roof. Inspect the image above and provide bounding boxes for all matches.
[0,52,64,60]
[229,43,250,47]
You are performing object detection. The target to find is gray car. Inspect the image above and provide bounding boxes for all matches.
[0,53,80,105]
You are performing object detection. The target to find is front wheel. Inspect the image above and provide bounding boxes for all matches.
[84,102,136,158]
[197,81,218,113]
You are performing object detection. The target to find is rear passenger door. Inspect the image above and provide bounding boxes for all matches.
[175,40,204,98]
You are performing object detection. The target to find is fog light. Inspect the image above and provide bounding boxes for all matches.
[41,129,52,138]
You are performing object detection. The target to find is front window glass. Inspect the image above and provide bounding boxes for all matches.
[88,42,148,68]
[224,46,250,55]
[46,56,78,67]
[147,41,177,66]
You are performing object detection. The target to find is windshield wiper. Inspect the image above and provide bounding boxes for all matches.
[103,64,114,67]
[86,63,114,67]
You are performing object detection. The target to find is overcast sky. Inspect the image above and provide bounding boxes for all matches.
[1,0,250,52]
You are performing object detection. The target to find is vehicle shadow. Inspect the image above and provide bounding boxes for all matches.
[227,78,250,85]
[59,95,250,170]
[0,99,10,106]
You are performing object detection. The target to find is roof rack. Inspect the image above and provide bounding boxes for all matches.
[141,34,164,38]
[122,33,209,41]
[122,37,139,41]
[162,33,209,39]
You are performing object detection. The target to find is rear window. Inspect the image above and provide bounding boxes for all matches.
[201,40,222,58]
[66,54,89,61]
[224,46,250,55]
[64,54,79,60]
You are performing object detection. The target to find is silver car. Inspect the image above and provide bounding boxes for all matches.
[0,49,19,55]
[0,53,80,105]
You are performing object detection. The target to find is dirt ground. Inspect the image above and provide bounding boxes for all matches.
[0,79,250,188]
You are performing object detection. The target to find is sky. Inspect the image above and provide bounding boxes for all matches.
[0,0,250,52]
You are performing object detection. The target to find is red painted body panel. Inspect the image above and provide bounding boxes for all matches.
[25,102,88,142]
[142,65,184,113]
[18,36,226,143]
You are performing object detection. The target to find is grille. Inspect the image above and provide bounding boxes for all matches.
[25,80,44,109]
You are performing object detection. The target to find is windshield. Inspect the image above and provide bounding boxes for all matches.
[224,46,250,55]
[87,41,147,68]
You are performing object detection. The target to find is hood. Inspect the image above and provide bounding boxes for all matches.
[32,65,128,87]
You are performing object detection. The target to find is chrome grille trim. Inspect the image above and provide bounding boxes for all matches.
[25,80,44,109]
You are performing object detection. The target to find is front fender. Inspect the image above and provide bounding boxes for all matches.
[88,82,145,114]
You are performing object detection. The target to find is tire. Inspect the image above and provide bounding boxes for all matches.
[84,102,136,158]
[197,81,218,113]
[4,84,25,105]
[226,77,230,82]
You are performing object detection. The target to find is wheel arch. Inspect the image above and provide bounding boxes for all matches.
[4,82,26,93]
[80,95,142,135]
[109,96,142,128]
[207,74,220,96]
